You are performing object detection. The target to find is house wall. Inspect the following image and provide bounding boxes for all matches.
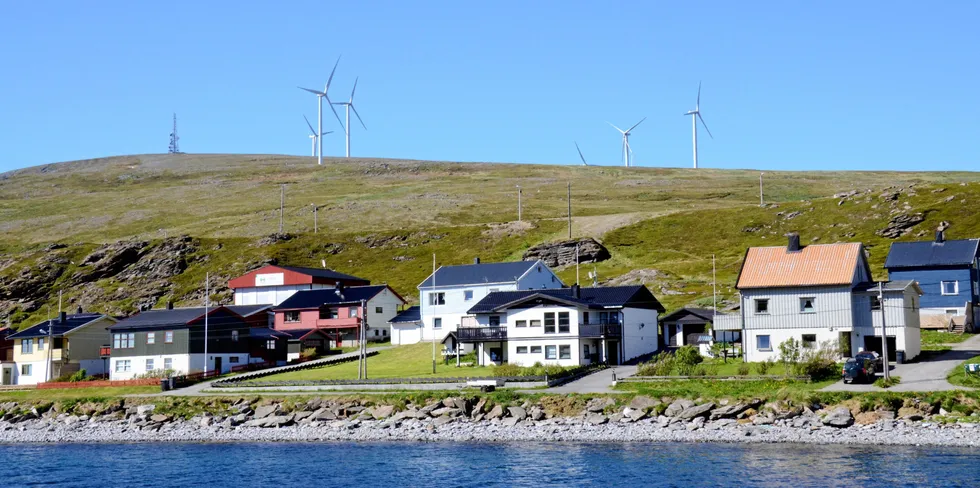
[420,282,519,341]
[888,267,976,312]
[852,289,921,361]
[12,360,48,385]
[64,317,115,364]
[741,286,855,331]
[621,308,660,362]
[391,322,423,345]
[234,284,330,306]
[743,328,844,363]
[506,338,583,367]
[366,289,404,340]
[109,352,249,380]
[516,262,564,290]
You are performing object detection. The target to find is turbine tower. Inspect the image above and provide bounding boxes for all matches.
[332,77,366,158]
[685,82,713,169]
[298,56,345,165]
[609,118,645,167]
[304,115,333,157]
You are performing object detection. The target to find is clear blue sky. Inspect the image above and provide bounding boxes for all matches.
[1,1,977,172]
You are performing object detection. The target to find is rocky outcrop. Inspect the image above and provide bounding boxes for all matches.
[876,213,925,239]
[72,240,148,283]
[522,238,610,268]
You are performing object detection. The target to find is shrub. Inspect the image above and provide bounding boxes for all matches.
[778,338,802,375]
[793,340,840,380]
[675,345,704,367]
[874,376,902,389]
[68,370,87,383]
[301,347,320,360]
[491,363,522,377]
[137,369,177,379]
[736,363,750,376]
[756,359,774,375]
[637,353,676,376]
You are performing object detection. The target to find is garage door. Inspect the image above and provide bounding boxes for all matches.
[863,336,897,359]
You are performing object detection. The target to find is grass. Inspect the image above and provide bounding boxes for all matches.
[252,343,499,382]
[947,354,980,388]
[874,376,902,388]
[615,377,839,401]
[921,330,976,351]
[0,386,159,402]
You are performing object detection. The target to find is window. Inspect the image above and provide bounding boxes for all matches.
[544,313,556,333]
[429,292,445,306]
[558,312,570,333]
[489,288,499,293]
[267,340,276,350]
[146,359,155,371]
[583,312,590,324]
[755,299,769,314]
[229,356,240,364]
[489,315,501,326]
[374,329,379,337]
[559,345,571,359]
[583,344,591,357]
[545,345,557,360]
[147,332,156,345]
[515,320,527,328]
[37,338,45,351]
[20,364,31,376]
[757,335,772,351]
[383,329,388,336]
[464,290,474,301]
[946,309,958,315]
[529,319,542,327]
[870,296,881,311]
[375,307,384,314]
[165,331,174,344]
[349,308,358,318]
[598,311,619,325]
[164,358,173,370]
[113,333,135,349]
[800,297,815,314]
[530,346,542,354]
[433,318,442,329]
[942,281,958,296]
[231,330,239,342]
[114,360,131,373]
[516,346,528,354]
[284,311,301,323]
[802,334,817,349]
[320,308,339,320]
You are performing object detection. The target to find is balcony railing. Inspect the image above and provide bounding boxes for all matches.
[457,327,508,342]
[578,323,623,338]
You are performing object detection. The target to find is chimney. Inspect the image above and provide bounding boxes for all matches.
[59,311,67,323]
[474,257,481,264]
[571,283,580,299]
[787,233,801,252]
[166,301,174,310]
[936,230,945,243]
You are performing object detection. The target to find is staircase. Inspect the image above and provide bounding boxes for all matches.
[952,320,966,334]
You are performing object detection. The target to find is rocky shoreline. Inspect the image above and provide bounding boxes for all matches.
[1,396,978,447]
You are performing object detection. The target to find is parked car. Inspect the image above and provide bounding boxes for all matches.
[855,351,883,372]
[842,358,875,384]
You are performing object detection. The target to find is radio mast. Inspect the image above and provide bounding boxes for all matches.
[168,113,181,154]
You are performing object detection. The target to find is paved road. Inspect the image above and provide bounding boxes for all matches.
[822,334,980,392]
[519,365,638,395]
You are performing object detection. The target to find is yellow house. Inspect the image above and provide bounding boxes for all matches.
[10,312,116,385]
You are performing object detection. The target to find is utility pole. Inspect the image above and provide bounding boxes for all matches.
[312,204,318,234]
[358,299,368,379]
[516,185,522,222]
[279,184,285,234]
[576,242,581,285]
[759,172,764,207]
[204,272,210,374]
[567,182,572,239]
[878,282,890,381]
[431,253,437,375]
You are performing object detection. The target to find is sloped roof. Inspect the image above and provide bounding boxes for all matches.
[274,285,391,310]
[419,261,548,288]
[247,327,293,339]
[467,286,665,314]
[853,280,922,294]
[736,242,867,289]
[660,307,718,324]
[226,304,272,317]
[110,306,244,331]
[8,314,109,339]
[279,328,333,341]
[275,265,368,282]
[390,306,421,324]
[884,239,979,269]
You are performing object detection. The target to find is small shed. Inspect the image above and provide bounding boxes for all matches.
[660,308,715,349]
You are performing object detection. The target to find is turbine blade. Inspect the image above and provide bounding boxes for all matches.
[698,113,713,139]
[627,117,646,133]
[607,122,626,134]
[326,55,342,89]
[350,77,358,102]
[303,115,316,135]
[324,93,346,130]
[320,130,334,136]
[298,86,325,95]
[575,142,588,166]
[697,81,702,107]
[351,104,367,130]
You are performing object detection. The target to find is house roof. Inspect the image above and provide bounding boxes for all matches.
[884,239,980,269]
[275,266,368,282]
[467,285,665,314]
[226,304,272,317]
[8,314,109,339]
[273,285,393,311]
[853,280,924,295]
[228,264,370,290]
[109,306,245,331]
[660,307,718,324]
[390,306,421,324]
[280,328,333,341]
[736,242,868,289]
[0,327,13,341]
[418,261,549,288]
[247,327,293,340]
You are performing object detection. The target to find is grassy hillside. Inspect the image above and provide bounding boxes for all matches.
[2,153,979,328]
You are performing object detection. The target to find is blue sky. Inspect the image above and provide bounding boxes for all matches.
[1,1,977,172]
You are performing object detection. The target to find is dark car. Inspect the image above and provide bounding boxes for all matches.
[855,351,883,373]
[842,358,874,384]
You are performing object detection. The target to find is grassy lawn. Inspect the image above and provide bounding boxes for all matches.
[615,377,839,401]
[254,343,499,382]
[0,386,160,402]
[921,330,976,351]
[946,354,980,388]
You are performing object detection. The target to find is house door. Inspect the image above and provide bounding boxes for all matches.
[213,357,222,374]
[583,344,591,365]
[1,366,10,385]
[606,342,619,365]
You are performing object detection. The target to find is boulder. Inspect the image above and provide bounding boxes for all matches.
[709,403,747,420]
[585,397,615,413]
[430,407,460,417]
[529,407,545,421]
[877,213,925,239]
[433,416,455,427]
[486,405,505,420]
[522,238,610,268]
[629,396,661,412]
[822,407,854,428]
[677,403,715,421]
[664,399,696,418]
[507,406,527,421]
[586,413,608,425]
[626,408,646,422]
[472,398,487,417]
[313,408,337,421]
[501,417,520,427]
[420,402,441,416]
[136,405,156,416]
[149,414,170,423]
[372,405,395,420]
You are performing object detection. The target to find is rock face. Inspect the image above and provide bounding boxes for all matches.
[522,238,610,268]
[72,240,149,283]
[822,407,854,428]
[877,213,925,239]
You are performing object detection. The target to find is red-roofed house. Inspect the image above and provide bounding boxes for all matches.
[715,234,921,363]
[229,265,370,306]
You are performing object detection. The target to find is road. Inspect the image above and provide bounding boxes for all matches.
[822,334,980,392]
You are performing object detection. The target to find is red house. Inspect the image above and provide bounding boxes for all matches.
[273,284,406,347]
[0,327,13,385]
[229,265,370,306]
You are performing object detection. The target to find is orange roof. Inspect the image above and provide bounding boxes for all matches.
[736,242,865,289]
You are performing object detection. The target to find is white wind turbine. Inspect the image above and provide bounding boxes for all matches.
[298,56,346,165]
[304,115,333,157]
[332,77,366,158]
[685,82,713,169]
[609,118,645,167]
[574,142,588,166]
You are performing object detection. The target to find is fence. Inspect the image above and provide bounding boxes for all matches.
[37,378,160,390]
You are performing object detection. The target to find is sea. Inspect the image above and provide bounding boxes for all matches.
[0,441,977,487]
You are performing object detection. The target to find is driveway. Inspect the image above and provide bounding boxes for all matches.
[822,334,980,392]
[518,365,638,395]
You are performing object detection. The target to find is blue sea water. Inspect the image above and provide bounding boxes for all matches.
[0,442,977,487]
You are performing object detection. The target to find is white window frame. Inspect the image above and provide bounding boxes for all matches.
[37,337,45,351]
[802,334,817,349]
[941,281,959,296]
[165,331,174,344]
[147,332,156,345]
[945,309,958,315]
[164,358,173,370]
[545,345,557,360]
[284,311,301,323]
[515,320,527,328]
[115,360,131,373]
[464,290,474,301]
[231,330,239,342]
[755,299,770,315]
[799,297,815,314]
[489,315,501,326]
[267,339,276,350]
[428,292,445,306]
[530,346,542,354]
[516,346,528,354]
[757,335,772,351]
[20,339,33,354]
[375,306,384,314]
[229,356,240,364]
[870,296,882,311]
[145,359,154,371]
[21,364,31,376]
[349,308,358,318]
[433,318,442,329]
[559,345,571,359]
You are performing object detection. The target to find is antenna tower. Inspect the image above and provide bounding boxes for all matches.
[168,113,181,154]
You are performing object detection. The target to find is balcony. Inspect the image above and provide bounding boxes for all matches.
[314,317,362,328]
[578,323,623,338]
[457,327,508,342]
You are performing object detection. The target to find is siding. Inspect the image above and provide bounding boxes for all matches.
[888,267,976,309]
[111,329,191,357]
[742,286,854,330]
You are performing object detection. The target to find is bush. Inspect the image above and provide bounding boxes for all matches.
[737,363,750,376]
[491,363,522,377]
[778,338,802,375]
[301,347,320,360]
[675,345,703,367]
[68,370,87,383]
[874,376,902,389]
[793,340,840,380]
[637,353,676,376]
[756,359,774,375]
[137,369,177,379]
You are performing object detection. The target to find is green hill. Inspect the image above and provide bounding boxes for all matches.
[1,153,978,329]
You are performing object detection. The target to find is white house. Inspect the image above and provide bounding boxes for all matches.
[229,265,370,306]
[461,284,664,366]
[715,234,922,363]
[393,258,564,345]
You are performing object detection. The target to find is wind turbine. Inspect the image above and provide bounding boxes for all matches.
[685,82,713,169]
[298,56,346,165]
[304,115,333,157]
[609,118,645,167]
[574,142,588,166]
[332,77,366,158]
